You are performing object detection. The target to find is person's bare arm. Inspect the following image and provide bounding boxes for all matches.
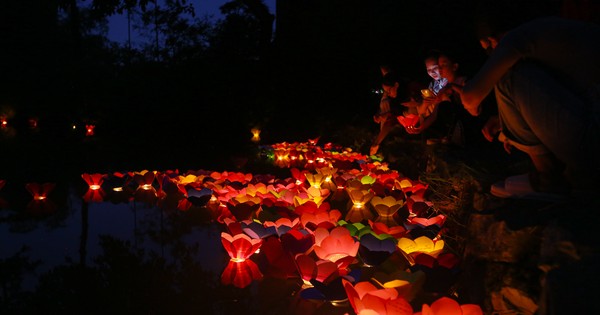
[460,43,522,116]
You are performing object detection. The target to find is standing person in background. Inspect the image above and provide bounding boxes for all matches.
[370,66,403,155]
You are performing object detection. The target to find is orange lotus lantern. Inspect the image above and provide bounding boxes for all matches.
[81,173,106,203]
[220,232,263,288]
[274,148,291,168]
[342,279,414,315]
[414,296,483,315]
[304,173,326,189]
[313,227,359,272]
[250,127,261,143]
[370,196,404,227]
[315,166,338,191]
[0,115,7,128]
[345,188,375,223]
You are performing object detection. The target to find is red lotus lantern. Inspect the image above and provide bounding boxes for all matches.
[82,173,105,203]
[220,232,263,288]
[25,182,57,214]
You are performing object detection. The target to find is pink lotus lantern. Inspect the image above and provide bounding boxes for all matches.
[370,196,405,227]
[342,279,414,315]
[414,296,483,315]
[220,232,263,288]
[81,173,106,203]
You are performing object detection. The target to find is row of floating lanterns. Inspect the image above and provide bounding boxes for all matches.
[0,139,482,314]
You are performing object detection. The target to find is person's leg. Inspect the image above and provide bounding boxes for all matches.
[495,61,600,190]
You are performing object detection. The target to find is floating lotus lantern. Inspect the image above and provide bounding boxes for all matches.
[313,227,359,273]
[315,166,338,191]
[345,187,375,223]
[241,220,277,239]
[296,201,341,231]
[25,182,57,214]
[397,236,445,264]
[220,232,263,288]
[104,172,133,204]
[342,279,414,315]
[414,296,483,315]
[358,233,398,267]
[304,173,326,189]
[0,115,7,128]
[226,194,262,221]
[370,195,405,227]
[371,270,426,302]
[274,148,291,168]
[295,253,340,286]
[337,220,372,239]
[369,220,408,239]
[81,173,106,203]
[263,217,300,236]
[258,236,298,279]
[133,170,157,204]
[85,124,95,136]
[280,228,315,256]
[250,127,261,143]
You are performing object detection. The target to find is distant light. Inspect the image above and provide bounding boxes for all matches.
[113,187,123,192]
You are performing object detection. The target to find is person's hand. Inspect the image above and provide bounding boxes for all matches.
[481,115,501,142]
[400,98,421,108]
[373,115,380,123]
[369,144,379,155]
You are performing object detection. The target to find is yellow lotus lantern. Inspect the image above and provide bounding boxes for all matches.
[370,196,404,227]
[250,127,261,143]
[397,236,445,264]
[345,187,375,223]
[304,173,326,189]
[315,166,338,191]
